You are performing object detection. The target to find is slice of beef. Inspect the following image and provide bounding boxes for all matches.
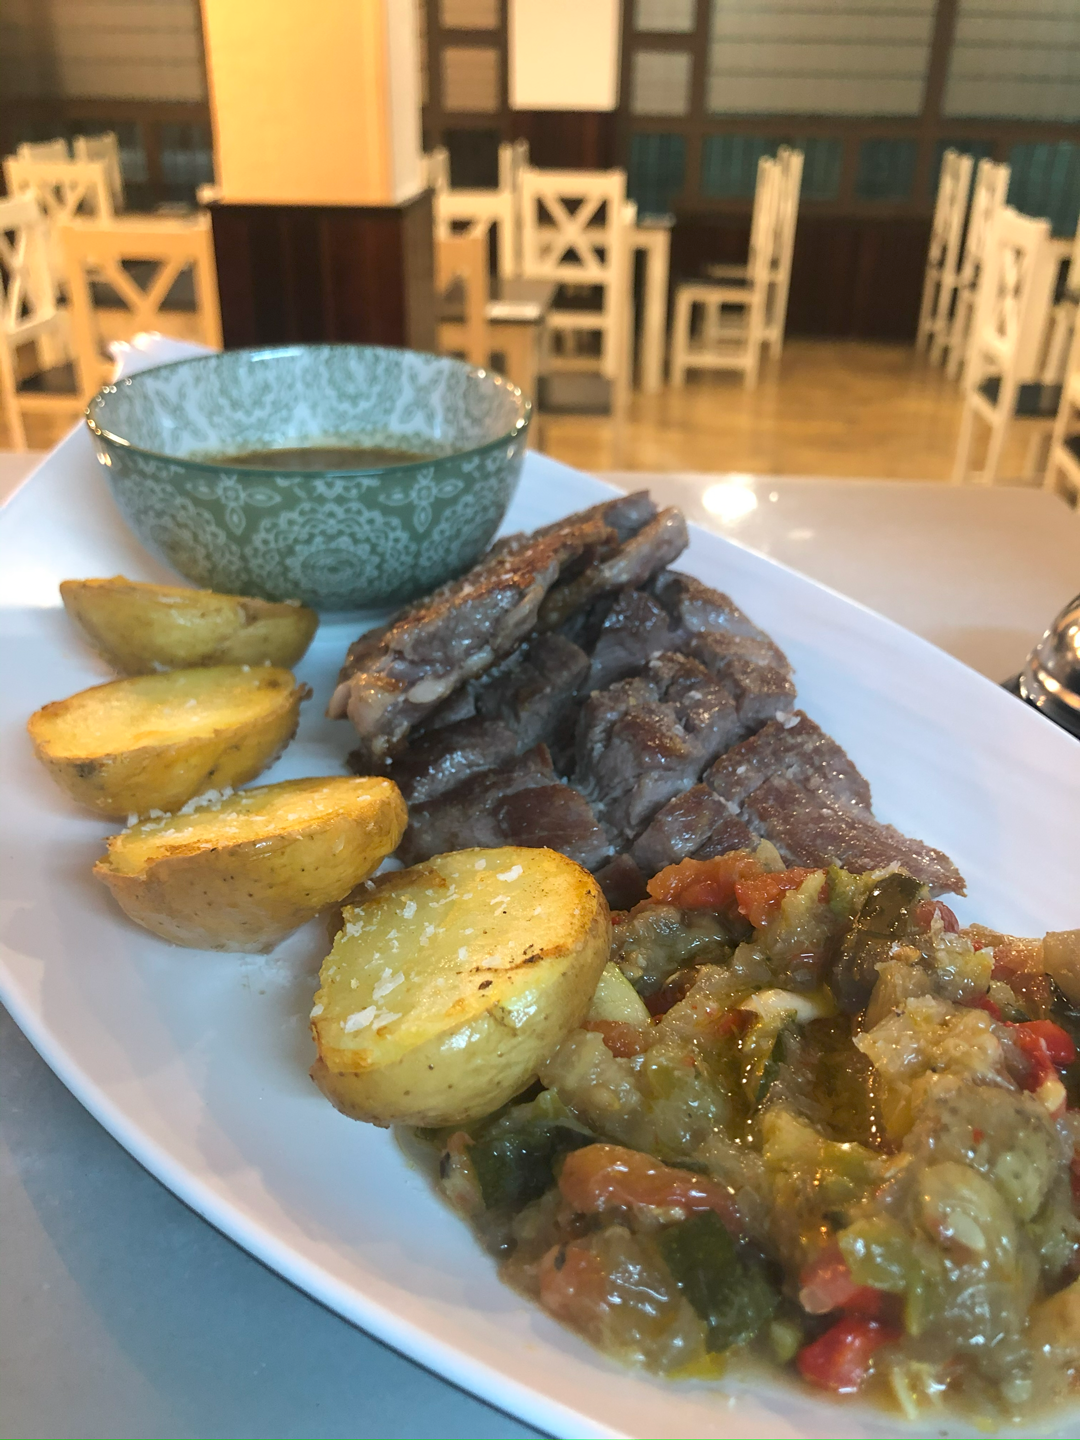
[329,494,651,762]
[685,638,797,733]
[538,507,689,630]
[585,589,684,691]
[744,773,964,894]
[363,633,589,802]
[632,712,964,895]
[631,785,756,876]
[350,716,518,806]
[398,745,611,870]
[573,653,742,849]
[472,632,589,750]
[594,853,650,911]
[706,711,872,811]
[652,570,791,671]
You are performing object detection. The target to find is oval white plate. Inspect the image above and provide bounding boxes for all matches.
[2,429,1079,1440]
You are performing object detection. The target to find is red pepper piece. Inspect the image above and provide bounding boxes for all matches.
[796,1317,899,1394]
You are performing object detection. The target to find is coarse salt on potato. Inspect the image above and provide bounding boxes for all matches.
[94,775,407,953]
[310,846,611,1128]
[27,665,309,819]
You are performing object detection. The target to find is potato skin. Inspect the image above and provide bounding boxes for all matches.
[310,848,612,1128]
[27,666,309,819]
[94,777,407,953]
[60,575,318,674]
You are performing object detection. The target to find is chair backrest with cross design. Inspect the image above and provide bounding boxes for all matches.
[73,133,125,212]
[0,193,87,448]
[951,205,1051,485]
[60,216,222,392]
[917,148,974,362]
[519,168,629,382]
[946,157,1011,380]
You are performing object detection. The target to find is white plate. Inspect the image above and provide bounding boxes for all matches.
[2,429,1079,1440]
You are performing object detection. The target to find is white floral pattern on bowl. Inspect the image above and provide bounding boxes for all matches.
[87,344,530,611]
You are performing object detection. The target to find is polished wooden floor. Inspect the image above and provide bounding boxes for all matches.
[538,339,1044,484]
[2,339,1047,485]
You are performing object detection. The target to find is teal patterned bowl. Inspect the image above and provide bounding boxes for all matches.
[86,344,530,612]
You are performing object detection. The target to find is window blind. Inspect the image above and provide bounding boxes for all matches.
[707,0,935,116]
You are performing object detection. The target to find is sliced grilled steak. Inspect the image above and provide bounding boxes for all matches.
[744,773,964,894]
[573,653,742,849]
[632,712,964,894]
[399,745,611,870]
[350,716,518,806]
[330,494,654,762]
[706,711,872,811]
[653,570,791,669]
[585,589,683,691]
[538,507,689,630]
[631,784,756,876]
[359,633,589,803]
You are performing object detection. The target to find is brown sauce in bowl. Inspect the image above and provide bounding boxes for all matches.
[207,445,437,471]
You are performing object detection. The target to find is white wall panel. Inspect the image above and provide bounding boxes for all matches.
[509,0,620,110]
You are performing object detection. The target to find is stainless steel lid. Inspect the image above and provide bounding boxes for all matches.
[1019,592,1080,739]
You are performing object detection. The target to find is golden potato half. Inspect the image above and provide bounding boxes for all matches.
[60,575,318,674]
[310,846,611,1128]
[94,776,407,953]
[27,665,309,819]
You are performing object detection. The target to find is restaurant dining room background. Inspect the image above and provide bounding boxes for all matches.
[1,0,1078,486]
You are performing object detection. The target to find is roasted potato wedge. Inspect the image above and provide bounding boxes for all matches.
[60,575,318,674]
[310,847,611,1127]
[94,776,407,952]
[27,665,309,819]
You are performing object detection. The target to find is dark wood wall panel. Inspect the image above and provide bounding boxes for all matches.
[210,193,435,352]
[671,214,932,341]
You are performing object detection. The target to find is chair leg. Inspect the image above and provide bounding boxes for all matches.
[945,295,970,382]
[670,292,691,388]
[981,408,1011,486]
[0,349,28,451]
[950,399,978,484]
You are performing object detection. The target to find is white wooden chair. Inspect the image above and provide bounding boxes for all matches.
[422,147,450,195]
[497,138,530,279]
[701,149,800,362]
[670,156,780,390]
[951,206,1054,486]
[17,139,70,163]
[1040,223,1080,385]
[2,155,114,294]
[0,194,89,450]
[435,187,516,283]
[945,158,1011,382]
[73,132,125,212]
[1044,302,1080,505]
[436,231,489,370]
[917,149,974,365]
[519,167,632,391]
[60,216,222,393]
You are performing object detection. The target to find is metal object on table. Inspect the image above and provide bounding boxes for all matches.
[1007,592,1080,738]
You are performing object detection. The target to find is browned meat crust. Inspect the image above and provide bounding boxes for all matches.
[573,653,743,849]
[329,493,668,763]
[352,633,589,804]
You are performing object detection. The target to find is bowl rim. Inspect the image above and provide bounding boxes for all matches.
[84,342,532,477]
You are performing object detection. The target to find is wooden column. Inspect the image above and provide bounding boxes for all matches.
[201,0,432,349]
